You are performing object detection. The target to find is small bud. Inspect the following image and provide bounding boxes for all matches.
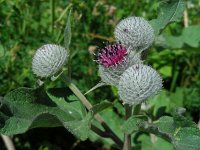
[118,64,162,106]
[32,44,68,78]
[114,17,155,51]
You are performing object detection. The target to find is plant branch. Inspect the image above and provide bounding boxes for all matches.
[1,134,16,150]
[133,104,141,115]
[123,104,132,150]
[61,75,123,148]
[183,2,188,28]
[91,124,123,148]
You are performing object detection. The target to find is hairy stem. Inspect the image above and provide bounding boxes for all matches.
[61,75,123,148]
[123,104,132,150]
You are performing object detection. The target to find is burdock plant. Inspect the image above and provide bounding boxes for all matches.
[96,17,162,150]
[1,1,200,150]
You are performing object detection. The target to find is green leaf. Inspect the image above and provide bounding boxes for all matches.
[159,66,172,77]
[90,100,113,114]
[47,88,86,118]
[182,25,200,48]
[122,115,147,134]
[139,134,174,150]
[150,0,186,35]
[174,127,200,150]
[64,8,72,49]
[138,112,200,150]
[153,116,175,135]
[172,108,197,128]
[149,88,184,116]
[155,25,200,49]
[0,87,92,140]
[162,35,183,49]
[114,102,125,116]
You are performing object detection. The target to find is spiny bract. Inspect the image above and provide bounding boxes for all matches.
[32,44,68,78]
[118,64,162,105]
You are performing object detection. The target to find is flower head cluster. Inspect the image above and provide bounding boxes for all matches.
[97,16,162,106]
[32,44,68,78]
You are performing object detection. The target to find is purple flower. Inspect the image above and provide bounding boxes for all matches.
[96,43,142,86]
[97,43,127,68]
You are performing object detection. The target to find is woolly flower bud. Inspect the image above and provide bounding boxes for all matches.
[32,44,68,78]
[118,64,162,106]
[114,17,154,51]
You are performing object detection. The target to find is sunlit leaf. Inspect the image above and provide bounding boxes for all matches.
[150,0,185,35]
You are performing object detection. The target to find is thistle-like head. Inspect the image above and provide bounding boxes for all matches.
[97,43,127,68]
[114,17,155,52]
[97,43,142,86]
[118,64,163,106]
[32,44,68,78]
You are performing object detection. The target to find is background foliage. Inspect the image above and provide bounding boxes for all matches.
[0,0,200,149]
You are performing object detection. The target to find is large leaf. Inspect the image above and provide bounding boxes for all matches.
[0,87,92,140]
[181,25,200,48]
[150,0,185,35]
[155,25,200,49]
[138,110,200,150]
[122,108,200,150]
[174,127,200,150]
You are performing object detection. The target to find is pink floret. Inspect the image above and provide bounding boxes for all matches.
[98,43,127,68]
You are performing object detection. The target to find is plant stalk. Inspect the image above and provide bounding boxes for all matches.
[61,75,123,148]
[1,135,15,150]
[123,104,132,150]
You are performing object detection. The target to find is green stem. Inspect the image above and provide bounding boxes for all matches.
[133,104,141,115]
[61,75,123,148]
[68,82,93,109]
[123,104,132,150]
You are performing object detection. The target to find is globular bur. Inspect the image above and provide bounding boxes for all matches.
[114,17,155,52]
[97,43,142,86]
[32,44,68,78]
[118,64,163,106]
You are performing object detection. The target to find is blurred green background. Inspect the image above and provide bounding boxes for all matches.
[0,0,200,149]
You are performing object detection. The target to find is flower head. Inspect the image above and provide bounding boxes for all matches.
[118,64,163,105]
[97,43,142,86]
[114,17,155,52]
[97,43,127,68]
[32,44,68,78]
